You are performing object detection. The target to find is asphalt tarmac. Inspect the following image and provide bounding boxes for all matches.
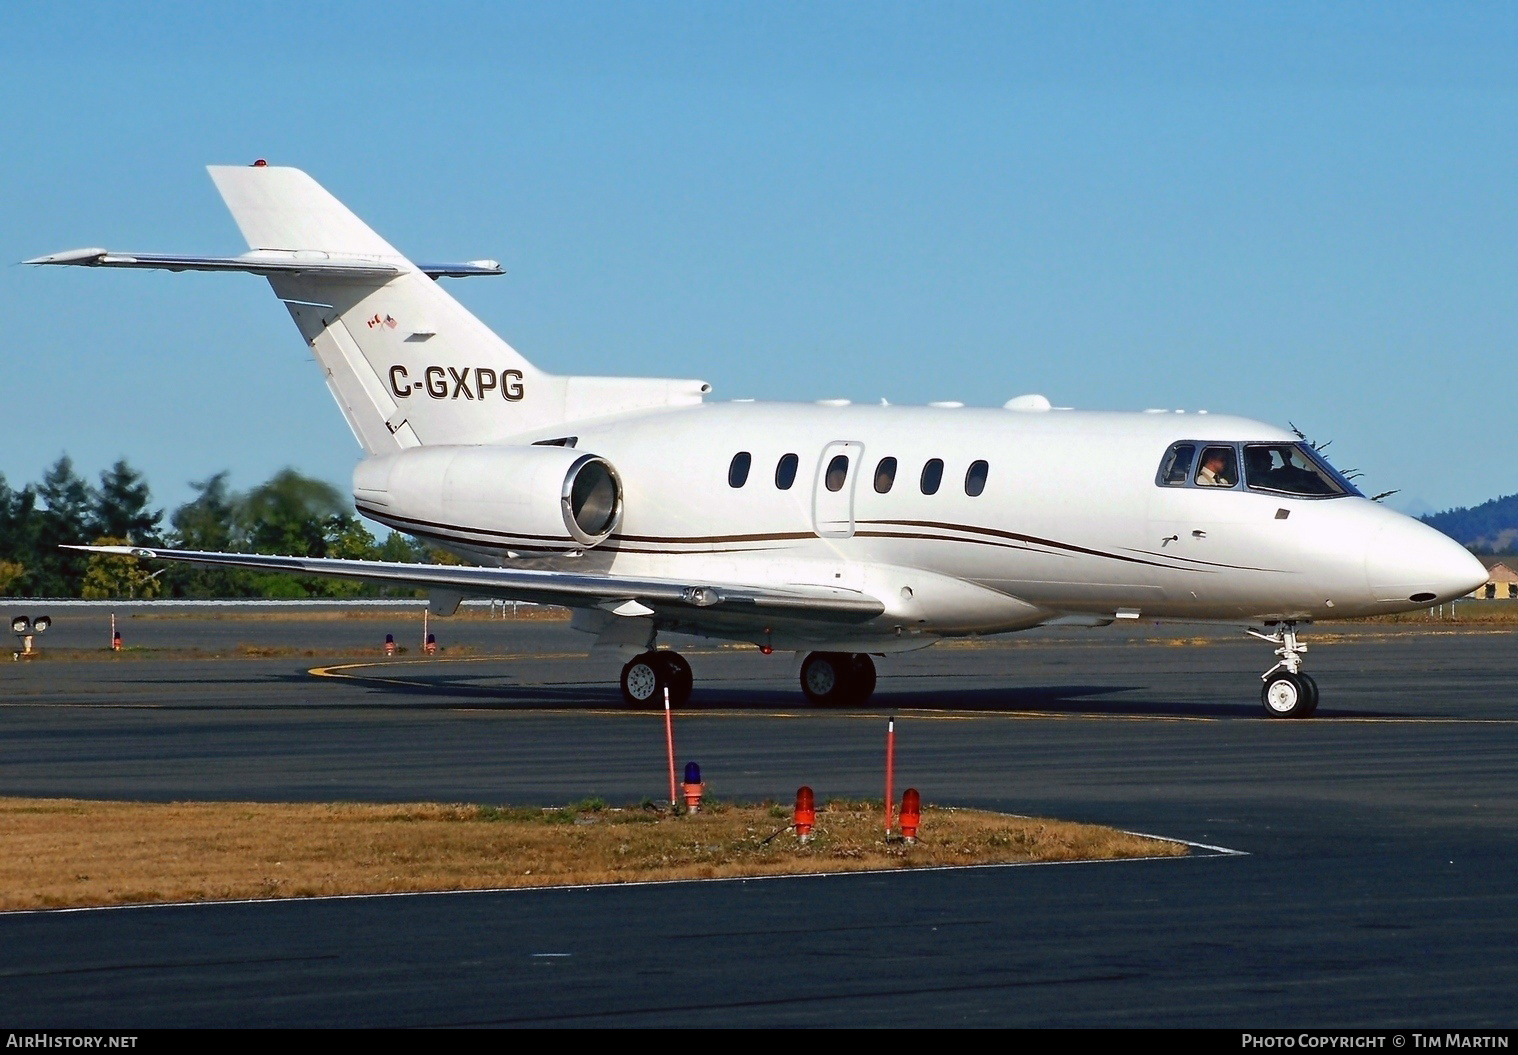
[0,609,1515,1027]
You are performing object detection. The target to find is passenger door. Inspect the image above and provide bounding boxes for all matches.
[812,441,863,539]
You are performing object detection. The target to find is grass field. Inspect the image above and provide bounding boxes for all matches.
[0,797,1186,911]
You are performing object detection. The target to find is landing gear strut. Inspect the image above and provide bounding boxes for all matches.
[800,652,877,706]
[619,650,693,708]
[1247,623,1318,719]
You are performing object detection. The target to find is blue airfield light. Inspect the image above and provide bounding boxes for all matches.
[684,761,701,785]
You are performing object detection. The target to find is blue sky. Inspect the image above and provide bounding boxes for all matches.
[3,3,1515,517]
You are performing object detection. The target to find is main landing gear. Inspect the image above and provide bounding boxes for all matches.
[1247,623,1318,719]
[619,650,693,708]
[618,649,878,708]
[799,652,877,707]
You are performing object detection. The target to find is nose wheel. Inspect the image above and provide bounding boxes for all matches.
[1249,624,1319,718]
[800,652,877,706]
[620,650,693,708]
[1261,670,1319,718]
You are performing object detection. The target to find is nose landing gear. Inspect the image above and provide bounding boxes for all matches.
[1247,623,1318,718]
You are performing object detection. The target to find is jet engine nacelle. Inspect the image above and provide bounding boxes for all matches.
[353,445,623,550]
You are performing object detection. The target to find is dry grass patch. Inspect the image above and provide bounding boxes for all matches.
[0,797,1185,911]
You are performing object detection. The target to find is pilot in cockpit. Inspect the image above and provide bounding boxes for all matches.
[1195,447,1235,487]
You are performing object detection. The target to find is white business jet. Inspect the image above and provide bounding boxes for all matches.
[29,164,1485,718]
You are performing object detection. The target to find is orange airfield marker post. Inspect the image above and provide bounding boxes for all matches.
[664,687,678,811]
[884,716,896,836]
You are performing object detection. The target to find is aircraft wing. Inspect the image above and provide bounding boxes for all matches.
[66,545,885,623]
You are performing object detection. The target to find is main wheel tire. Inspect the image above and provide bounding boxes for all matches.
[800,651,850,706]
[620,653,664,708]
[844,653,877,705]
[1261,672,1312,718]
[653,650,694,708]
[1299,673,1319,718]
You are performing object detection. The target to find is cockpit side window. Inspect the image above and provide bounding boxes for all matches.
[1244,443,1349,498]
[1157,443,1196,486]
[1194,445,1239,488]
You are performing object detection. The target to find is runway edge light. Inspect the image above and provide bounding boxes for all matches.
[384,633,395,657]
[900,789,921,844]
[794,786,815,843]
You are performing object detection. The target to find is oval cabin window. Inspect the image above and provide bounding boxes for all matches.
[825,454,850,492]
[775,453,799,490]
[920,458,944,495]
[965,460,988,497]
[874,457,897,494]
[729,452,752,488]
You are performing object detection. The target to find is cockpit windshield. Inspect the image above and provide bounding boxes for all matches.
[1156,440,1361,498]
[1243,443,1358,498]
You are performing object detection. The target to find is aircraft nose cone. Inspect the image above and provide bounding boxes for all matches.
[1365,517,1487,605]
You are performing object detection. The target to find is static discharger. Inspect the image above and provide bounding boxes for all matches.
[681,762,704,813]
[900,789,921,843]
[794,786,816,843]
[384,633,395,657]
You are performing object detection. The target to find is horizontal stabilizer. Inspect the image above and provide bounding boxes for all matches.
[24,249,502,280]
[65,546,885,622]
[31,163,710,452]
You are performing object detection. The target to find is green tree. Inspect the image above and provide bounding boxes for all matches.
[163,472,248,597]
[304,513,377,597]
[94,460,161,543]
[170,472,237,551]
[80,536,162,599]
[0,560,25,595]
[0,472,38,595]
[377,530,428,563]
[32,456,96,596]
[237,468,346,557]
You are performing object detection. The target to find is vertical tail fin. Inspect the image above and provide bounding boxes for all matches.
[209,165,404,257]
[209,165,558,453]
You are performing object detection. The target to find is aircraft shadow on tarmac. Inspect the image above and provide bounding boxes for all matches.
[278,669,1280,719]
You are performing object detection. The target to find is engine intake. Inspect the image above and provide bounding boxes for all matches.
[353,445,624,552]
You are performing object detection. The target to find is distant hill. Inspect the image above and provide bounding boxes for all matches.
[1422,493,1518,553]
